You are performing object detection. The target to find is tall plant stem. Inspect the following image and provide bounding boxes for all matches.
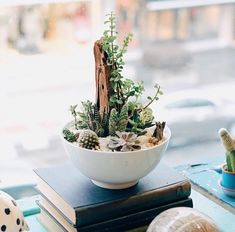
[141,85,161,111]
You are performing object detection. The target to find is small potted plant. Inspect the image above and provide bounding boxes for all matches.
[61,12,171,189]
[218,128,235,197]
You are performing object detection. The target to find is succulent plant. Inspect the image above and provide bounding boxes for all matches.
[127,101,135,113]
[125,85,163,135]
[127,106,154,136]
[74,101,108,137]
[219,128,235,172]
[140,108,154,125]
[109,104,128,136]
[108,108,119,136]
[108,131,141,152]
[63,129,79,142]
[79,130,100,150]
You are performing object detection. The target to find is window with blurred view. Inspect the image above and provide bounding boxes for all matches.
[1,0,235,185]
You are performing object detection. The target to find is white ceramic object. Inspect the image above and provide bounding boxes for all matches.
[0,191,29,231]
[61,122,171,189]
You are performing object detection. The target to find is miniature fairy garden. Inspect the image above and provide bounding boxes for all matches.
[63,12,166,152]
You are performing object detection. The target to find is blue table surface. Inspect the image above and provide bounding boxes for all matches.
[176,156,235,212]
[16,190,235,232]
[2,158,235,232]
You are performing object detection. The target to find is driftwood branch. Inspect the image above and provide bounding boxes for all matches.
[153,121,166,141]
[94,39,111,119]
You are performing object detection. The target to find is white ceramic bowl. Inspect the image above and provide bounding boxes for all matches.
[61,122,171,189]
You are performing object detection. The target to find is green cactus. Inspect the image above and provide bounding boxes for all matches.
[79,130,100,150]
[109,105,128,136]
[226,151,235,172]
[109,108,119,136]
[219,128,235,172]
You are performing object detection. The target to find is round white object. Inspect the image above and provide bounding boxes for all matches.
[0,191,29,232]
[147,207,219,232]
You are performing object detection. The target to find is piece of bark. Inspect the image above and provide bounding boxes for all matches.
[153,122,166,141]
[94,39,111,119]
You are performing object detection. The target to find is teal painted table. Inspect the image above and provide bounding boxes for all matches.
[191,190,235,232]
[2,158,235,232]
[14,189,235,232]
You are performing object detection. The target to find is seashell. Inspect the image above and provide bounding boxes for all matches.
[147,207,219,232]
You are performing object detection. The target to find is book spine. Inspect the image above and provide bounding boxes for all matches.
[76,181,191,227]
[78,198,193,232]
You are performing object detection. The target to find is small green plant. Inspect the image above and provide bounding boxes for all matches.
[65,12,166,150]
[219,128,235,172]
[109,104,128,136]
[102,12,144,112]
[108,131,141,152]
[79,130,100,150]
[72,101,108,137]
[227,151,235,172]
[63,129,78,142]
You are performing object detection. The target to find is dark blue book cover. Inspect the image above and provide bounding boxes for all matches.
[37,198,193,232]
[34,163,191,227]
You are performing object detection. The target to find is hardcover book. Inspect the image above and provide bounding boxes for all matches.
[37,198,193,232]
[34,163,191,227]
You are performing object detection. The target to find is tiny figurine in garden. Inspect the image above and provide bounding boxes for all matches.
[0,191,29,232]
[61,12,171,189]
[218,128,235,197]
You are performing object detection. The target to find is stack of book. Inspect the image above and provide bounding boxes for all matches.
[34,163,192,232]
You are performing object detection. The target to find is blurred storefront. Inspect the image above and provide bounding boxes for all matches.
[0,0,234,54]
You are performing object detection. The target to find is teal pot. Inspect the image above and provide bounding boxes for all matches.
[218,164,235,198]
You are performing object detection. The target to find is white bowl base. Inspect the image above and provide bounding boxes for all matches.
[91,179,138,190]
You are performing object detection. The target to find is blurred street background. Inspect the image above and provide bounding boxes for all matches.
[1,0,235,186]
